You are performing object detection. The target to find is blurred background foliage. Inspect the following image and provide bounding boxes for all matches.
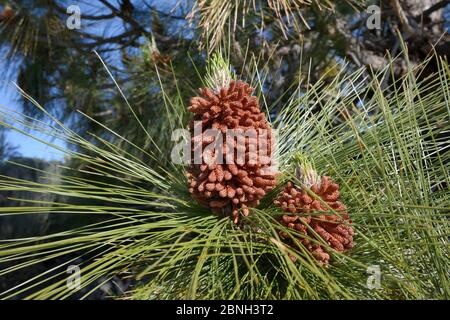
[0,0,448,146]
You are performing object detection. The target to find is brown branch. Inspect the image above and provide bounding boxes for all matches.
[50,1,116,21]
[389,0,416,37]
[418,0,450,20]
[98,0,149,36]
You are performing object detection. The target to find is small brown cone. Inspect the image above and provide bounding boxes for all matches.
[274,177,354,264]
[0,6,15,21]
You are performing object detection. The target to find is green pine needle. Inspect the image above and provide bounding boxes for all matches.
[0,48,448,300]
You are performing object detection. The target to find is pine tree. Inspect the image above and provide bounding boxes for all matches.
[0,49,448,299]
[0,0,448,300]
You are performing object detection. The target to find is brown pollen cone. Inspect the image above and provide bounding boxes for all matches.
[0,6,15,21]
[186,80,277,223]
[274,176,354,264]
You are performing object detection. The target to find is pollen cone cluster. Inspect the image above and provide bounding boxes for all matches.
[186,80,277,223]
[274,176,354,264]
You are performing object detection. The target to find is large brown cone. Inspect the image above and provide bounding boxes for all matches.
[186,80,277,223]
[274,177,354,264]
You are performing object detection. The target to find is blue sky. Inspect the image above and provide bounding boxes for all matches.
[0,80,66,161]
